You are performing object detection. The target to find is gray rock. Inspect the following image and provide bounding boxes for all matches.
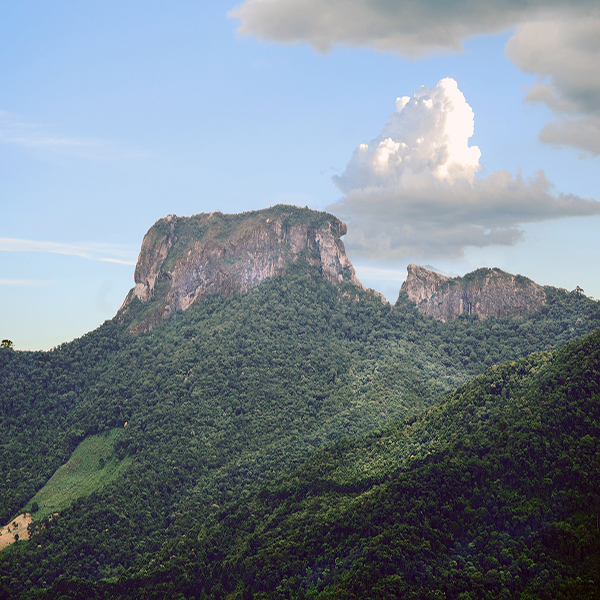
[400,263,546,322]
[120,205,363,332]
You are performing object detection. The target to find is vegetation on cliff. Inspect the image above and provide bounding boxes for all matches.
[401,264,547,322]
[120,205,359,333]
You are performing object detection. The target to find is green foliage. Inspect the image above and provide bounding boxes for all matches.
[102,329,600,600]
[0,261,599,598]
[24,429,132,516]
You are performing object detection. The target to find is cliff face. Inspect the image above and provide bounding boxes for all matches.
[400,264,546,322]
[120,205,363,332]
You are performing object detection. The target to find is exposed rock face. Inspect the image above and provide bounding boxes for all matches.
[120,205,363,332]
[400,263,546,322]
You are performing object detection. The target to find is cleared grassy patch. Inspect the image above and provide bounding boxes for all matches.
[24,429,132,516]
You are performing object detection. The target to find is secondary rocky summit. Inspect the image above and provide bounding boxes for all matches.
[400,263,546,322]
[120,205,362,332]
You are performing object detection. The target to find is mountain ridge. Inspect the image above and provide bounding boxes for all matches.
[401,262,548,321]
[118,206,558,333]
[2,205,600,598]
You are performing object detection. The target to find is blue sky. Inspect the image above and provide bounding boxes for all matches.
[1,1,599,350]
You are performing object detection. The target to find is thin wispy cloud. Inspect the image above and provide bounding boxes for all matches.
[0,238,137,265]
[0,279,51,287]
[0,110,150,161]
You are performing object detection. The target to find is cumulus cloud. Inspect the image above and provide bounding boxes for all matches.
[327,78,600,260]
[229,1,600,155]
[505,8,600,155]
[334,78,481,191]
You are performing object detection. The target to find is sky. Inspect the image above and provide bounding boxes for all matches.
[1,1,599,351]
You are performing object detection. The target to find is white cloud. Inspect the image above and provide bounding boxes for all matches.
[505,8,600,155]
[229,1,600,156]
[328,78,600,260]
[0,238,137,265]
[333,78,481,192]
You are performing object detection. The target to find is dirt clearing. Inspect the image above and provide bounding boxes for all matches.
[0,513,32,550]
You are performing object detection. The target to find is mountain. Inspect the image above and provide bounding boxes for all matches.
[49,329,600,600]
[119,205,364,333]
[1,205,599,598]
[118,206,551,333]
[401,263,547,322]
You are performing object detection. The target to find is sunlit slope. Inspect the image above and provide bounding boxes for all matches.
[24,429,132,516]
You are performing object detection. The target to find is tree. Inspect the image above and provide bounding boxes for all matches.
[1,339,13,349]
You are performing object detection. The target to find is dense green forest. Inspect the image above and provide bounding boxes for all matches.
[172,328,598,599]
[21,328,600,600]
[1,260,599,598]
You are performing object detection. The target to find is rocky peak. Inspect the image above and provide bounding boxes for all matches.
[119,205,363,332]
[400,263,546,322]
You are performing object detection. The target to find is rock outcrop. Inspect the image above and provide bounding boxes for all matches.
[120,205,363,332]
[400,263,546,322]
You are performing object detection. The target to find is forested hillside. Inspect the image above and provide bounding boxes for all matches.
[29,328,600,599]
[1,257,599,598]
[180,328,598,599]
